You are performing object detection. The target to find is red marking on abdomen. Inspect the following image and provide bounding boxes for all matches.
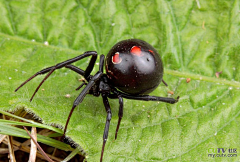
[130,46,142,56]
[112,52,122,64]
[148,49,154,54]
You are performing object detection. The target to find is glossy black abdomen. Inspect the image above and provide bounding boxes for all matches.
[105,39,163,95]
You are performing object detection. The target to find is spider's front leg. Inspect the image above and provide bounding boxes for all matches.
[63,71,103,135]
[63,55,105,136]
[15,51,97,101]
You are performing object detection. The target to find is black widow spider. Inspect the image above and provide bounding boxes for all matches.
[15,39,179,162]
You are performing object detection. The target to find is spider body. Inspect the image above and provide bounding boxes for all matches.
[106,39,163,95]
[15,39,179,162]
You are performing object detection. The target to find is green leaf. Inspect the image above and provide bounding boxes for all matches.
[1,0,240,161]
[0,124,73,151]
[0,110,62,133]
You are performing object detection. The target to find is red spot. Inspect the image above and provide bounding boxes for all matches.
[148,49,154,54]
[130,46,142,56]
[112,52,122,64]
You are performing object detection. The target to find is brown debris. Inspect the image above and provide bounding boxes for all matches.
[215,71,222,78]
[168,91,174,95]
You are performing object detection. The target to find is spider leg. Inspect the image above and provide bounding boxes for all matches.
[84,53,97,79]
[65,55,103,90]
[115,96,123,140]
[63,55,105,136]
[65,53,98,80]
[100,94,112,162]
[112,89,179,104]
[64,65,88,90]
[65,64,85,76]
[63,71,103,135]
[75,82,87,91]
[15,51,97,101]
[162,79,168,87]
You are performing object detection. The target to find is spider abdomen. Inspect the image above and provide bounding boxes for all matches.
[105,39,163,95]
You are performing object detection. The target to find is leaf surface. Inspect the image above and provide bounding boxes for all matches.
[1,0,240,161]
